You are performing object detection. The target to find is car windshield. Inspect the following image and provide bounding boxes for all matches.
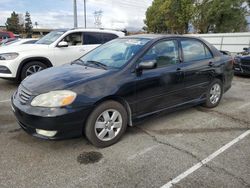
[1,39,19,46]
[0,38,17,46]
[36,31,65,45]
[79,38,150,69]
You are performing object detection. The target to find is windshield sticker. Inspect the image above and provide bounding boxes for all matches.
[125,39,143,45]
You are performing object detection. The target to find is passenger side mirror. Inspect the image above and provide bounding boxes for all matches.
[137,60,157,71]
[57,41,68,47]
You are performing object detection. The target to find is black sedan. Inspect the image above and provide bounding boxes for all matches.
[11,35,234,147]
[234,47,250,76]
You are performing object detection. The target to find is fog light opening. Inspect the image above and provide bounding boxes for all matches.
[36,129,57,137]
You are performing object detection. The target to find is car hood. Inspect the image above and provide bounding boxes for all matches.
[0,44,49,53]
[22,64,109,94]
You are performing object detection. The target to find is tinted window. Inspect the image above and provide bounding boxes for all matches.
[141,40,179,68]
[102,33,118,43]
[83,32,102,45]
[83,32,118,45]
[181,39,212,62]
[61,32,83,46]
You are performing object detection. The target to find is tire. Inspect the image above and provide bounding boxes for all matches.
[85,100,128,147]
[203,79,223,108]
[20,61,47,81]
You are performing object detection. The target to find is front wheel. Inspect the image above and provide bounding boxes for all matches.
[203,79,223,108]
[20,61,47,81]
[85,101,128,147]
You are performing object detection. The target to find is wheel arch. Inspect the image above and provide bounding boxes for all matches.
[215,74,224,83]
[94,96,133,126]
[17,57,53,81]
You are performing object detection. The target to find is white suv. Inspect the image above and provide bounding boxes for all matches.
[0,28,124,81]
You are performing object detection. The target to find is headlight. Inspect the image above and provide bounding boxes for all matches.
[0,53,19,60]
[31,90,77,107]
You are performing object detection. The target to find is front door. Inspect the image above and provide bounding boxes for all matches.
[53,32,86,66]
[134,39,186,117]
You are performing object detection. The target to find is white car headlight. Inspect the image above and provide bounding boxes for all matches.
[31,90,77,107]
[0,53,19,60]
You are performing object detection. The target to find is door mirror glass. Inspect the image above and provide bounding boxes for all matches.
[58,41,68,47]
[137,60,157,70]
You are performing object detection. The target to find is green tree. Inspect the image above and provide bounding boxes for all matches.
[145,0,247,34]
[25,11,33,38]
[145,0,195,34]
[193,0,247,33]
[145,0,169,33]
[5,11,22,34]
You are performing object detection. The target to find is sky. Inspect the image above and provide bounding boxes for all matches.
[0,0,153,31]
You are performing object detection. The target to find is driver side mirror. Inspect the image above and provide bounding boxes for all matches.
[137,60,157,71]
[57,41,68,47]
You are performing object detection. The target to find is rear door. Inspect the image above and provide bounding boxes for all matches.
[179,38,214,101]
[134,39,187,117]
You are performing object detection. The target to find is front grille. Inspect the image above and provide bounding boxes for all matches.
[242,65,250,72]
[18,85,32,104]
[241,59,250,66]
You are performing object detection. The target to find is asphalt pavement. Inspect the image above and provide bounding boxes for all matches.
[0,76,249,188]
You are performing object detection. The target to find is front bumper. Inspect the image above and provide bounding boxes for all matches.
[11,94,93,140]
[233,63,250,75]
[0,59,18,78]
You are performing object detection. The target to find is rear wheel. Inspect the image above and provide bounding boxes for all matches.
[85,101,128,147]
[20,61,47,81]
[203,79,223,108]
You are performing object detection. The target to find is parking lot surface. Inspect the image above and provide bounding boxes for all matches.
[0,76,250,188]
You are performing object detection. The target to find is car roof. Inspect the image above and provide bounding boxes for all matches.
[123,34,205,40]
[121,34,222,57]
[53,28,125,37]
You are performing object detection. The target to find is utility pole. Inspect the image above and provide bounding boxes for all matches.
[73,0,78,28]
[84,0,86,28]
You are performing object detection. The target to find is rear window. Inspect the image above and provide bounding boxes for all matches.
[102,33,118,43]
[181,39,213,62]
[83,32,118,45]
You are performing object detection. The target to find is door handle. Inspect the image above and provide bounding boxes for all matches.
[176,68,182,71]
[209,62,214,67]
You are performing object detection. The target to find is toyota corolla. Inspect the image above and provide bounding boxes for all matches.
[11,35,233,147]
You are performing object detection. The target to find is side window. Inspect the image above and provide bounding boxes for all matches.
[62,32,83,46]
[181,39,212,62]
[204,45,213,59]
[141,40,179,68]
[102,33,118,43]
[83,32,102,45]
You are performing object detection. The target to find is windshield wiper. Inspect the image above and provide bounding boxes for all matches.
[86,60,108,70]
[71,59,85,66]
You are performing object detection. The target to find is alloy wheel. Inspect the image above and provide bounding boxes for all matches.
[94,109,123,141]
[26,65,44,77]
[209,83,221,104]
